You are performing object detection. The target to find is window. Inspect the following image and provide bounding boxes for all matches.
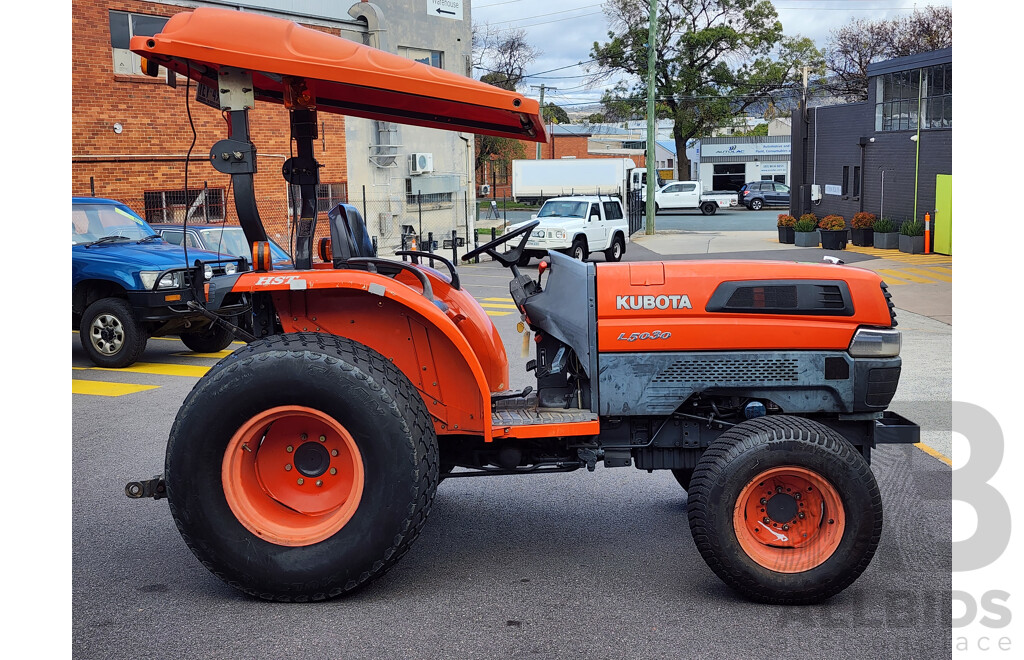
[842,167,850,195]
[875,63,951,131]
[603,201,624,220]
[288,183,348,216]
[405,180,453,206]
[110,11,169,76]
[853,167,861,197]
[399,46,444,69]
[144,188,225,223]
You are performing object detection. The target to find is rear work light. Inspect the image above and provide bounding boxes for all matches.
[848,327,901,358]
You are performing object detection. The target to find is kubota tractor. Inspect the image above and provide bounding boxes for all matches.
[124,8,919,605]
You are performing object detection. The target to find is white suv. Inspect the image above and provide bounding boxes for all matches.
[513,196,628,265]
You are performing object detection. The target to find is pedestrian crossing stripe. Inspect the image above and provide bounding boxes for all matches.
[92,362,211,378]
[844,245,952,265]
[480,297,516,316]
[902,266,952,282]
[73,380,159,396]
[876,267,952,285]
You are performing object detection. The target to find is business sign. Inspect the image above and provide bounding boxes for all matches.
[825,184,843,195]
[428,0,463,20]
[699,141,791,157]
[760,162,788,174]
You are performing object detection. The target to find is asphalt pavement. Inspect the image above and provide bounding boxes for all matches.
[70,219,952,659]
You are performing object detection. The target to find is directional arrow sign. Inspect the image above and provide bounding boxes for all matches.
[427,0,462,20]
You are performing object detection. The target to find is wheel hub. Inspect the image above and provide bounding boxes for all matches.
[765,492,798,523]
[294,441,331,478]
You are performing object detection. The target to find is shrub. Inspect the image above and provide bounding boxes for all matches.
[798,212,818,226]
[819,215,845,231]
[777,214,796,227]
[793,217,817,232]
[899,218,925,237]
[851,212,876,229]
[873,217,895,233]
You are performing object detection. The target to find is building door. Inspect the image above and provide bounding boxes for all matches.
[712,163,745,192]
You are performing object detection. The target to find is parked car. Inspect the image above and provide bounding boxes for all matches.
[150,223,293,268]
[738,181,791,210]
[512,195,628,264]
[72,198,247,367]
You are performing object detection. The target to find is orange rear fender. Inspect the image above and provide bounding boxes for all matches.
[227,269,502,440]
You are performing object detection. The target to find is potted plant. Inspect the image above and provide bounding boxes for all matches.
[777,213,796,244]
[873,217,898,249]
[850,212,876,247]
[899,218,926,254]
[818,214,847,250]
[793,213,818,247]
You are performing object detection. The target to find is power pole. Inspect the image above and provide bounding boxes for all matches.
[644,0,658,234]
[531,84,555,160]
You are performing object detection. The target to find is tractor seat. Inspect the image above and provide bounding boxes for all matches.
[328,203,377,267]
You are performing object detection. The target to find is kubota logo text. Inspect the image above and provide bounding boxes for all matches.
[255,275,302,286]
[616,294,692,310]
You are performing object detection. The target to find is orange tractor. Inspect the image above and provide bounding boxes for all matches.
[125,8,918,605]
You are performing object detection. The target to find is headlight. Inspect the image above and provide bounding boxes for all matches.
[140,270,183,290]
[848,327,901,357]
[204,264,214,280]
[225,263,237,275]
[532,229,545,238]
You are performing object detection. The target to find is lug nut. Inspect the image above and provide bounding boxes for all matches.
[794,493,801,500]
[763,517,770,524]
[782,524,790,531]
[331,449,339,457]
[285,464,292,471]
[330,468,337,475]
[286,445,293,453]
[319,435,326,442]
[315,480,323,487]
[776,486,784,493]
[297,478,304,485]
[300,434,308,441]
[760,498,767,505]
[798,512,805,519]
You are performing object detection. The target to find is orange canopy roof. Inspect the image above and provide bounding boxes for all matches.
[130,7,546,141]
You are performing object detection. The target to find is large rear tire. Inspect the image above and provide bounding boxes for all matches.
[687,415,881,605]
[79,297,147,368]
[165,332,439,601]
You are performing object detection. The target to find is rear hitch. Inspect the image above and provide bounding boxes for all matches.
[125,475,167,500]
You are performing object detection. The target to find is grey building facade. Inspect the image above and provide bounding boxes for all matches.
[791,48,952,227]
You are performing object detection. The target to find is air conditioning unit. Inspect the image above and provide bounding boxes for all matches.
[409,152,433,175]
[479,184,491,196]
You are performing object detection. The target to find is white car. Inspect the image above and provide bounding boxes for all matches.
[512,196,628,265]
[654,181,737,215]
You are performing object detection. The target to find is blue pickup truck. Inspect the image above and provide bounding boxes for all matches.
[72,197,247,367]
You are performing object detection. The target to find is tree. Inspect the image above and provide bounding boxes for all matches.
[543,103,570,125]
[590,0,823,179]
[473,25,540,174]
[823,6,952,101]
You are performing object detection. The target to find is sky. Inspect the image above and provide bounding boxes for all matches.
[471,0,955,112]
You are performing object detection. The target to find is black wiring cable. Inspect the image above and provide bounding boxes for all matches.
[183,63,196,274]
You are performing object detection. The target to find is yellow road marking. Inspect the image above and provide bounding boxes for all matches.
[485,310,514,317]
[92,362,210,378]
[915,442,952,467]
[480,303,519,310]
[72,380,159,396]
[170,350,235,359]
[481,297,515,302]
[933,266,952,274]
[876,268,936,284]
[904,267,953,282]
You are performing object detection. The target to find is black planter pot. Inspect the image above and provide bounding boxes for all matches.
[874,232,899,249]
[851,228,874,247]
[778,226,795,244]
[794,231,818,247]
[819,229,847,250]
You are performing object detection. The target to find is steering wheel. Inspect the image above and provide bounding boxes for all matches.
[461,220,540,268]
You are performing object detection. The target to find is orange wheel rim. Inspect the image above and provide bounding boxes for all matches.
[732,466,845,573]
[222,405,364,546]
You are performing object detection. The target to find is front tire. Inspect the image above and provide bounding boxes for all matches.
[79,297,147,368]
[749,198,764,211]
[180,322,236,353]
[604,235,625,262]
[687,416,881,605]
[569,238,588,262]
[165,332,439,601]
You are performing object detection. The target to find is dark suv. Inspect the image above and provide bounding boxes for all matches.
[738,181,790,210]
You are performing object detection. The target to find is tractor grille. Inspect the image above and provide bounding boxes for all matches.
[881,281,898,327]
[866,366,901,406]
[816,284,847,310]
[651,357,801,384]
